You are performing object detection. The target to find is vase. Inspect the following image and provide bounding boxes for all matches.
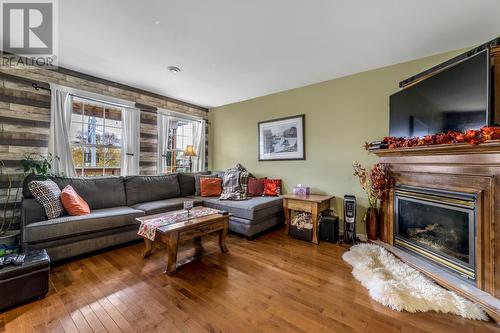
[366,208,378,241]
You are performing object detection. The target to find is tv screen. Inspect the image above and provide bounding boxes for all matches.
[389,49,490,138]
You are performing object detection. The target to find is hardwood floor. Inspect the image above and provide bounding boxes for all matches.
[1,231,499,333]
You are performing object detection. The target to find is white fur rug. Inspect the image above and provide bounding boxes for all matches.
[342,243,487,320]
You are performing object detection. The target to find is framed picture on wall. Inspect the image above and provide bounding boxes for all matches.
[258,115,305,161]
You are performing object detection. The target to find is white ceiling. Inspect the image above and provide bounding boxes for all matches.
[59,0,500,108]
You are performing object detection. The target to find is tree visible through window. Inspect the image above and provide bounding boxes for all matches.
[69,99,123,176]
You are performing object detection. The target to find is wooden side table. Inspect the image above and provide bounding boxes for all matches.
[283,194,335,244]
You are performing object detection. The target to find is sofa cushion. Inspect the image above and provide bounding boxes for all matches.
[131,197,204,215]
[178,173,195,197]
[51,176,126,210]
[24,206,144,243]
[178,172,210,197]
[125,174,180,206]
[192,196,283,220]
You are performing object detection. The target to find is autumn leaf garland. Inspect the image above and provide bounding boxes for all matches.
[374,126,500,149]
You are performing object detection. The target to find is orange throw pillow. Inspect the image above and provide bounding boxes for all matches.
[200,177,222,197]
[60,185,90,216]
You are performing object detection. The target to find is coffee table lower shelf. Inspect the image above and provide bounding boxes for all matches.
[138,213,230,275]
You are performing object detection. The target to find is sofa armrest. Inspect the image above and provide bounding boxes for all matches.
[21,199,46,251]
[21,199,46,227]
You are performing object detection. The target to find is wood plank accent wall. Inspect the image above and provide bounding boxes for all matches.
[0,64,209,230]
[139,111,158,175]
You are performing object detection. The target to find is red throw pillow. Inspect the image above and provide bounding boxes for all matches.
[247,177,266,196]
[60,185,90,216]
[200,177,223,197]
[263,179,282,196]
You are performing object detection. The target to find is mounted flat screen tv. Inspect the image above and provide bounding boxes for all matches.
[389,49,490,138]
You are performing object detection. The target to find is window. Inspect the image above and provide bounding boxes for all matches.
[69,98,123,176]
[159,116,203,174]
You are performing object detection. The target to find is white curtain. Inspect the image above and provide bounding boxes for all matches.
[48,84,75,176]
[192,120,206,172]
[121,109,140,176]
[157,114,170,174]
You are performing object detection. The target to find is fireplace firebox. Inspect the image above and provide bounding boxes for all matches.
[394,185,476,281]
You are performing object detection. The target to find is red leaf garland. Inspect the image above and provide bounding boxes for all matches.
[380,126,500,149]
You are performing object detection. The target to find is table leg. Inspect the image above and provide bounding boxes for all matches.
[284,206,290,235]
[219,222,229,253]
[194,236,205,256]
[143,238,153,258]
[312,205,319,244]
[166,232,179,275]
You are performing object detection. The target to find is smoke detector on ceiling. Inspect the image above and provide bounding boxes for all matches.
[167,66,181,73]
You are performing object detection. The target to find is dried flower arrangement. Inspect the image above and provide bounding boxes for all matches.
[353,162,391,208]
[373,126,500,150]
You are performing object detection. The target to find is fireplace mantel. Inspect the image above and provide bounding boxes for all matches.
[371,140,500,157]
[371,141,500,320]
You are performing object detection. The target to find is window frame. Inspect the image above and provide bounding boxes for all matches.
[159,114,204,174]
[70,97,124,177]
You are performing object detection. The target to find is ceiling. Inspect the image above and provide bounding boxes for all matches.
[59,0,500,108]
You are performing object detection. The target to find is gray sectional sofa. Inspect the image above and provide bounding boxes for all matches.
[21,173,283,261]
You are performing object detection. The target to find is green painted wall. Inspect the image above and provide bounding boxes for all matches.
[209,48,466,235]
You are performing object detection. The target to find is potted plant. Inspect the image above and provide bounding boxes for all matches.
[353,162,391,240]
[20,153,55,181]
[0,160,21,248]
[0,154,56,250]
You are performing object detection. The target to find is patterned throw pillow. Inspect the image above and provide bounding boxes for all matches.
[263,179,282,196]
[28,180,65,219]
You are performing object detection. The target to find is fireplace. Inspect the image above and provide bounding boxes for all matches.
[373,141,499,320]
[394,185,477,281]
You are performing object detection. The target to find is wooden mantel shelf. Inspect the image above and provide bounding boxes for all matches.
[370,140,500,157]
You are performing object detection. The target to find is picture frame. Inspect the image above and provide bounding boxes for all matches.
[258,114,305,161]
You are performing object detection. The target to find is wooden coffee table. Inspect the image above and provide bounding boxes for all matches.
[136,210,230,275]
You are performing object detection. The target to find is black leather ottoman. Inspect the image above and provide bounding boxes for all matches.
[0,250,50,311]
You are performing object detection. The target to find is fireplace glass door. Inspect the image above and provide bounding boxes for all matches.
[394,186,476,280]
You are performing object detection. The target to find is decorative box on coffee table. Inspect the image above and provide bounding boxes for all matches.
[283,194,335,244]
[0,249,50,311]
